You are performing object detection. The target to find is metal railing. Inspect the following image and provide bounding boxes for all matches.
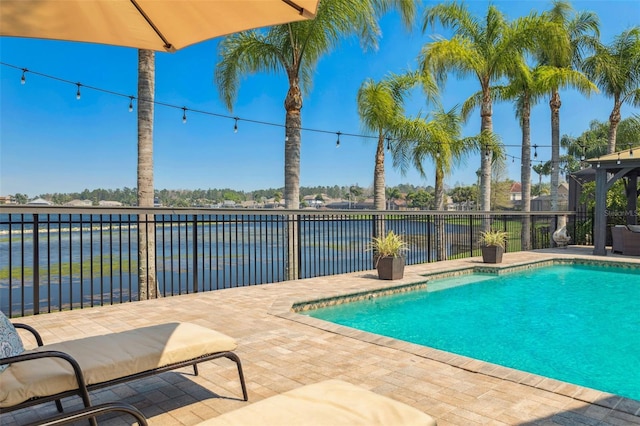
[0,206,589,317]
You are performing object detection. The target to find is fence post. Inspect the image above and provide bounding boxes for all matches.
[33,214,40,315]
[192,216,198,293]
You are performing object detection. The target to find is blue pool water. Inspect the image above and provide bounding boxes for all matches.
[306,264,640,400]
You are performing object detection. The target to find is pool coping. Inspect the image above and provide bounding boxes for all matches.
[270,255,640,417]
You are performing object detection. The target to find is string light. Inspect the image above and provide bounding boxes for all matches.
[616,152,621,165]
[533,144,538,159]
[182,107,187,124]
[580,146,585,161]
[234,117,238,133]
[436,146,440,158]
[630,147,634,158]
[597,160,601,168]
[1,62,573,161]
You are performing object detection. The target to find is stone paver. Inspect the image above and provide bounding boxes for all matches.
[2,247,639,425]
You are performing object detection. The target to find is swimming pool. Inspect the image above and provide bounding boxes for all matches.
[305,264,640,401]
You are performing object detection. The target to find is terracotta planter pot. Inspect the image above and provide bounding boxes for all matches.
[481,245,504,263]
[376,256,405,280]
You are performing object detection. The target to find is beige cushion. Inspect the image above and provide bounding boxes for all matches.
[0,322,237,408]
[198,379,437,426]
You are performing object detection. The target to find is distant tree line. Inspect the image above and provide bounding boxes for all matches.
[23,183,444,207]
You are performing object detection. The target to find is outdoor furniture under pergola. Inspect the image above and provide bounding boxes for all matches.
[586,146,640,255]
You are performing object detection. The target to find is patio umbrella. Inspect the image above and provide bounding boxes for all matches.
[0,0,319,52]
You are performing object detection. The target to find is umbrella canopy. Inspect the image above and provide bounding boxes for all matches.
[0,0,318,52]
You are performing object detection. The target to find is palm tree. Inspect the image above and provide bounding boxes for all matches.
[465,60,595,247]
[215,1,415,281]
[137,49,157,300]
[532,163,552,196]
[582,27,640,154]
[215,0,416,210]
[394,107,477,260]
[420,2,533,213]
[356,71,438,211]
[538,0,599,211]
[386,187,402,209]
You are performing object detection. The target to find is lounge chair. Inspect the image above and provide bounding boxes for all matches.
[611,225,640,255]
[24,380,437,426]
[0,315,248,418]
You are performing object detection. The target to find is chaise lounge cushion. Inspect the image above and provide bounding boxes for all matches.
[198,379,437,426]
[0,322,237,408]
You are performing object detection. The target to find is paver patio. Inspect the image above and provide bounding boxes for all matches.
[3,247,640,425]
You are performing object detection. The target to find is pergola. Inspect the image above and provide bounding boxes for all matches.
[586,146,640,255]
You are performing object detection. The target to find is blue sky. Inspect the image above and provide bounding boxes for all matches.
[1,0,639,198]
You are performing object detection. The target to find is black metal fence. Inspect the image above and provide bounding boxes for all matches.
[0,206,589,317]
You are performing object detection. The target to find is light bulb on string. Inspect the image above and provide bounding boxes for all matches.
[234,117,238,133]
[436,146,440,158]
[20,68,27,85]
[484,148,490,161]
[597,161,601,168]
[182,107,187,124]
[128,96,134,112]
[336,132,341,148]
[512,156,514,163]
[386,137,391,151]
[617,153,621,165]
[533,144,538,159]
[630,147,634,158]
[580,146,585,161]
[76,83,81,100]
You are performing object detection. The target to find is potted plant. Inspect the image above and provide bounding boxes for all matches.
[369,231,409,280]
[479,229,508,263]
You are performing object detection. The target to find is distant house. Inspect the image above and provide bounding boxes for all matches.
[509,182,522,202]
[27,197,53,205]
[65,199,93,207]
[98,200,123,207]
[302,194,324,207]
[0,195,16,204]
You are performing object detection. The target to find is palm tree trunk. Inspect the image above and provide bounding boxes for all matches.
[373,132,386,211]
[521,96,532,250]
[480,93,493,213]
[137,49,157,300]
[550,90,561,212]
[435,164,447,261]
[284,78,303,210]
[480,89,493,233]
[373,132,386,241]
[284,79,302,280]
[607,97,622,154]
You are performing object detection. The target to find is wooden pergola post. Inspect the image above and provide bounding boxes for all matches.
[592,167,608,255]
